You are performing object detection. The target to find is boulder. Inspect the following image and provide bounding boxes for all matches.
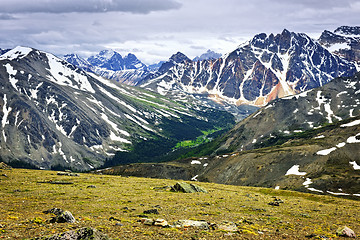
[174,220,209,230]
[143,209,159,215]
[49,211,76,223]
[31,227,109,240]
[171,182,208,193]
[336,226,356,238]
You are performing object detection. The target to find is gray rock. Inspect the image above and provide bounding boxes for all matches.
[336,226,356,238]
[30,227,109,240]
[87,185,96,188]
[143,209,159,215]
[174,220,209,230]
[171,182,208,193]
[49,210,76,223]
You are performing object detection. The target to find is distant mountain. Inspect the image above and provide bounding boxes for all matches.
[193,49,222,61]
[63,50,148,85]
[100,72,360,196]
[0,46,235,170]
[87,50,147,71]
[139,29,357,107]
[148,61,165,72]
[319,26,360,70]
[63,53,93,72]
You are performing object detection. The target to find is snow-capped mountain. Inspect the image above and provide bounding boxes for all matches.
[319,26,360,70]
[193,49,222,61]
[102,72,360,196]
[63,50,149,85]
[87,50,147,71]
[0,46,234,170]
[139,29,357,107]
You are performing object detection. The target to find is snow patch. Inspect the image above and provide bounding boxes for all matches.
[191,160,202,165]
[346,133,360,143]
[285,165,306,176]
[349,161,360,170]
[4,63,18,91]
[191,175,199,181]
[341,119,360,127]
[316,147,337,156]
[336,142,346,148]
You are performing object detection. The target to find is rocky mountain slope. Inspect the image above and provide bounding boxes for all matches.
[100,72,360,196]
[139,29,357,107]
[0,46,234,170]
[319,26,360,70]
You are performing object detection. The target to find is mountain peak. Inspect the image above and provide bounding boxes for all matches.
[170,52,191,63]
[0,46,33,61]
[334,26,360,36]
[193,49,222,61]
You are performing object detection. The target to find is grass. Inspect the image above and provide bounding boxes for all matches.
[173,127,222,150]
[0,168,359,239]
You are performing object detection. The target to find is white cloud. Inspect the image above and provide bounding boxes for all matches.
[0,0,182,14]
[0,0,359,64]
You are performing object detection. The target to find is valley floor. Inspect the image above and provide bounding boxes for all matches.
[0,168,359,239]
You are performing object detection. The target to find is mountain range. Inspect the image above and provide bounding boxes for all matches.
[100,71,360,196]
[0,26,359,196]
[65,27,359,115]
[0,46,234,170]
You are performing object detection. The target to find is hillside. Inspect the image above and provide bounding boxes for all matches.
[0,46,235,171]
[99,72,360,196]
[0,167,359,239]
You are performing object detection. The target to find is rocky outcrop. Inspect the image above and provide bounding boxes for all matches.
[171,182,208,193]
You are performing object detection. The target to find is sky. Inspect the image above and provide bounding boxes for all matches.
[0,0,359,64]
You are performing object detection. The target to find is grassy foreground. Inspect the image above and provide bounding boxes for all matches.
[0,168,359,239]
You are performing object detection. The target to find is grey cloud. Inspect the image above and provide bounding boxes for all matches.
[0,14,16,20]
[0,0,182,14]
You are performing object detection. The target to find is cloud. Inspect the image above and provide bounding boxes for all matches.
[0,14,16,20]
[0,0,182,14]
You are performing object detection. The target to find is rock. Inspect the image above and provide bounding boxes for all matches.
[141,218,155,225]
[336,226,356,238]
[143,209,159,215]
[87,185,96,188]
[43,208,64,216]
[174,220,209,230]
[154,219,169,227]
[268,198,284,206]
[171,182,208,193]
[57,172,79,177]
[109,216,121,221]
[31,227,109,240]
[217,222,238,232]
[1,174,8,177]
[49,210,76,223]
